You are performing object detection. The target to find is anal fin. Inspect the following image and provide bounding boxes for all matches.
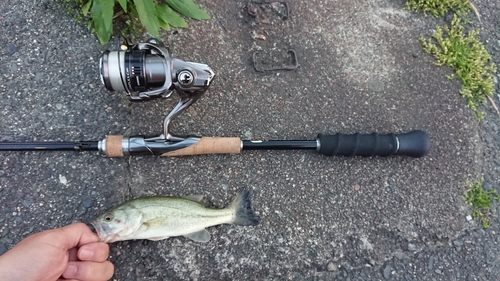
[184,229,211,243]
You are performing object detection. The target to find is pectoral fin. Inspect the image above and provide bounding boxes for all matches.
[142,218,170,241]
[143,217,168,229]
[184,229,211,243]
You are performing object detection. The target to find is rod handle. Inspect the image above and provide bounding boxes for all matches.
[316,130,429,158]
[161,137,241,156]
[104,135,124,157]
[103,136,242,157]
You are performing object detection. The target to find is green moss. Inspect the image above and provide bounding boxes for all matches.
[465,178,499,228]
[419,15,497,119]
[406,0,471,17]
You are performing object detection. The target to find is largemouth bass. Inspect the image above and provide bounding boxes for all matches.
[91,189,260,243]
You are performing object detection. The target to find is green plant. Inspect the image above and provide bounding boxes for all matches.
[465,178,499,228]
[66,0,210,45]
[406,0,471,16]
[419,15,497,119]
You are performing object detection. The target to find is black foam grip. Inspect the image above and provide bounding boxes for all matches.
[316,130,429,158]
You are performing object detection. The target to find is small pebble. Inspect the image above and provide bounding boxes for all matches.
[327,262,338,271]
[35,73,44,81]
[383,264,391,279]
[82,198,93,208]
[22,199,33,207]
[59,174,68,185]
[8,44,17,54]
[10,64,17,73]
[244,131,253,140]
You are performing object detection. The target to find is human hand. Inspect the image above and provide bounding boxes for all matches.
[0,222,114,281]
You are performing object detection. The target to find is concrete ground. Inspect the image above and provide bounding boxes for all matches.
[0,0,499,280]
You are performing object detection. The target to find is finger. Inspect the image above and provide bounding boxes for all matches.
[78,242,110,262]
[62,261,114,281]
[58,223,99,249]
[57,278,110,281]
[57,278,107,281]
[68,247,79,261]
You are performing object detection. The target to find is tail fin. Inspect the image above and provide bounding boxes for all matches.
[230,189,260,226]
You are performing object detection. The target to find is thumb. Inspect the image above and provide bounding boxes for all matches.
[58,223,99,249]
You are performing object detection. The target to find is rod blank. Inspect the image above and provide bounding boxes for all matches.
[242,140,317,150]
[0,141,98,151]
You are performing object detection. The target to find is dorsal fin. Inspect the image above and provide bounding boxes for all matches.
[182,195,210,206]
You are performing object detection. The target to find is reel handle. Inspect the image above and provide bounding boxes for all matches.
[316,130,429,158]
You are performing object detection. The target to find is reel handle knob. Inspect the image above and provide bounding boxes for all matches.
[316,130,429,158]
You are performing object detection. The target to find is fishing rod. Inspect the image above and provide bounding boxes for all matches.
[0,39,430,158]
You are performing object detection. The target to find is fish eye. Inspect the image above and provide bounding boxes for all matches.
[104,214,113,222]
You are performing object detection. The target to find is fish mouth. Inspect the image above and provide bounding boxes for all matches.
[90,220,118,243]
[90,220,112,242]
[90,220,102,238]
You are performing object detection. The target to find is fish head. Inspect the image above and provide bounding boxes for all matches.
[91,206,143,243]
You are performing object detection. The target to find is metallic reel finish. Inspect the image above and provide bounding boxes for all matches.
[99,41,173,100]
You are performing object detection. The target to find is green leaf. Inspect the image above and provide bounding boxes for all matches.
[128,2,138,18]
[133,0,160,37]
[165,0,210,20]
[91,0,114,45]
[117,0,127,12]
[81,0,92,16]
[158,18,171,31]
[156,4,188,28]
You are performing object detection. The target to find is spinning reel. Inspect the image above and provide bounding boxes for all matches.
[98,39,217,156]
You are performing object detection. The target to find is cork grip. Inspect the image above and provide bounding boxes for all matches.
[162,137,241,156]
[105,135,124,157]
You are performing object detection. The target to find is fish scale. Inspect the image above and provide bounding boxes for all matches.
[132,200,234,238]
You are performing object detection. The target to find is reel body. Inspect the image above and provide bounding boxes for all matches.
[99,38,214,101]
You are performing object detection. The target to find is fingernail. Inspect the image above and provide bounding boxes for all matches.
[63,264,77,278]
[80,248,94,260]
